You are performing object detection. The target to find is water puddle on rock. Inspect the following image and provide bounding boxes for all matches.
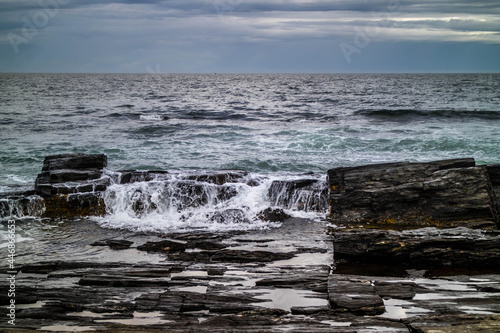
[268,252,331,267]
[251,288,328,312]
[39,325,100,332]
[67,311,122,318]
[17,301,46,309]
[320,320,352,327]
[413,292,490,300]
[178,285,208,294]
[378,298,433,319]
[458,306,496,315]
[170,270,208,279]
[413,278,477,292]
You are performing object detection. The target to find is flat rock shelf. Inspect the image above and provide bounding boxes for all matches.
[0,154,499,332]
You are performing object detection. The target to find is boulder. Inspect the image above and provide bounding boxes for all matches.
[328,158,499,228]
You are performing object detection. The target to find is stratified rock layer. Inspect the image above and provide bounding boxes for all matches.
[34,153,109,217]
[332,227,500,270]
[327,158,499,228]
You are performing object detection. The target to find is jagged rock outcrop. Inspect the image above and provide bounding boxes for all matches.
[328,158,500,228]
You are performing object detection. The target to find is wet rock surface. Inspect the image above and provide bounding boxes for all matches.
[1,155,500,331]
[1,218,500,332]
[328,158,500,228]
[332,227,500,270]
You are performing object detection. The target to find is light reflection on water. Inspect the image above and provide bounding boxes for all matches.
[0,218,166,266]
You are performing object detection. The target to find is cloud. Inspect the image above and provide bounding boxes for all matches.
[0,0,499,72]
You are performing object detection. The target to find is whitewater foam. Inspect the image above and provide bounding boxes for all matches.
[93,172,325,233]
[139,114,166,121]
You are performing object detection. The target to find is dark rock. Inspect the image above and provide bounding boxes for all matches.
[137,237,228,253]
[41,153,107,171]
[78,274,170,287]
[210,250,295,263]
[35,154,109,199]
[135,292,161,311]
[328,159,499,227]
[257,208,291,222]
[256,270,329,292]
[48,169,102,183]
[42,192,105,218]
[117,170,169,184]
[91,239,133,250]
[290,306,331,315]
[207,267,227,276]
[185,170,249,185]
[187,240,228,251]
[328,275,385,315]
[332,227,500,270]
[137,239,188,253]
[20,261,125,274]
[0,193,45,218]
[169,249,295,263]
[374,281,416,300]
[487,164,500,186]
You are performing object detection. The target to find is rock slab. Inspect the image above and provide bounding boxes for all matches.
[328,158,499,227]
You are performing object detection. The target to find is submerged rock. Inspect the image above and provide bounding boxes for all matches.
[257,208,291,222]
[91,239,134,250]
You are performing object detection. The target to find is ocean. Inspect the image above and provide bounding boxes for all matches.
[1,73,500,232]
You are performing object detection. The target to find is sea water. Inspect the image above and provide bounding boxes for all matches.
[1,73,499,232]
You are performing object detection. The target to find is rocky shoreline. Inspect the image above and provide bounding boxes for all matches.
[1,154,499,332]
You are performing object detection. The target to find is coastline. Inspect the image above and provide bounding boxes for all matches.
[0,154,499,332]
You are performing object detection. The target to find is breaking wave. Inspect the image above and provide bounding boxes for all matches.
[94,171,327,233]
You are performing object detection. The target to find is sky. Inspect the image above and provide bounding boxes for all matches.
[0,0,499,73]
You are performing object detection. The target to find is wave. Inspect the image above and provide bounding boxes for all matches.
[94,171,327,233]
[356,109,500,120]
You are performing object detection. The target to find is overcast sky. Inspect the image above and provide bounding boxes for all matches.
[1,0,499,73]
